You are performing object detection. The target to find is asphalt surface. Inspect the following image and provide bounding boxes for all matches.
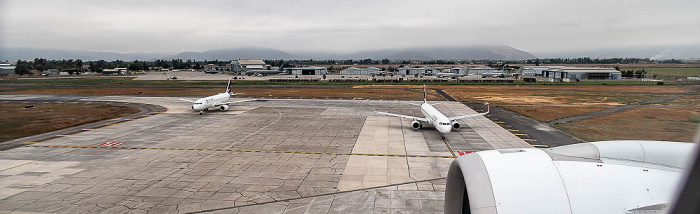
[463,101,584,147]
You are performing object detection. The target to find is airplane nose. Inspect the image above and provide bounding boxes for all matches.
[438,125,450,134]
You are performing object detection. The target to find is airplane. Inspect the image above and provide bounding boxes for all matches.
[374,85,489,137]
[203,70,219,74]
[179,78,256,115]
[244,63,285,76]
[435,72,467,78]
[444,140,698,214]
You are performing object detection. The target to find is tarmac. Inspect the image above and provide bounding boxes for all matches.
[0,95,531,213]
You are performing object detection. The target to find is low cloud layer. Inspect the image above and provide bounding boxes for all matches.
[2,0,699,55]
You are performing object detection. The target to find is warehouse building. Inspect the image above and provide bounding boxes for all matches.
[517,66,565,76]
[542,67,621,80]
[0,64,16,74]
[468,66,498,75]
[231,60,266,74]
[285,67,328,75]
[397,67,437,75]
[339,67,382,75]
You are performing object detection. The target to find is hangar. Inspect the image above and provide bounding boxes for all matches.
[231,60,267,75]
[543,67,621,80]
[339,67,381,75]
[285,66,328,75]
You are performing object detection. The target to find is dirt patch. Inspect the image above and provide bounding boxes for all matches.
[501,105,614,122]
[555,107,700,142]
[444,89,654,106]
[0,104,139,142]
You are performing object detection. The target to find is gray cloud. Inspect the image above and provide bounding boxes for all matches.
[2,0,699,55]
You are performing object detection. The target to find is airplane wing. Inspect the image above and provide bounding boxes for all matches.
[178,98,196,103]
[374,111,428,122]
[448,102,489,120]
[221,99,258,105]
[448,112,487,120]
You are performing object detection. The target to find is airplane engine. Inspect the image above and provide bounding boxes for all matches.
[219,105,229,111]
[444,141,695,214]
[452,122,461,130]
[411,120,421,130]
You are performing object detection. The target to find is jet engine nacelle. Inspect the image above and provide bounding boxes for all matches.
[452,121,461,130]
[411,120,421,130]
[444,141,696,214]
[219,104,229,111]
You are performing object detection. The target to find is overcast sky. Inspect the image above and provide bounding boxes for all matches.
[1,0,699,55]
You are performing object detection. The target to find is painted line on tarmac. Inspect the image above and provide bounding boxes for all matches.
[531,144,550,148]
[25,145,455,158]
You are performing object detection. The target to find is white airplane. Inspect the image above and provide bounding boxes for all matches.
[179,78,256,115]
[444,140,698,214]
[374,85,489,136]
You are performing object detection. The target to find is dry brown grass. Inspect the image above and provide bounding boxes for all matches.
[555,107,700,142]
[0,104,139,142]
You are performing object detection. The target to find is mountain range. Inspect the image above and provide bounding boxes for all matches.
[0,45,535,61]
[2,44,698,62]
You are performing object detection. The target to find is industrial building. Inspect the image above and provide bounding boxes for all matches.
[397,67,437,75]
[518,66,621,80]
[0,64,16,74]
[517,66,565,76]
[231,60,267,75]
[339,67,382,75]
[102,68,129,75]
[467,66,498,75]
[285,67,328,75]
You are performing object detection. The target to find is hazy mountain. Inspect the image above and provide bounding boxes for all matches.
[167,47,297,60]
[535,45,700,59]
[0,47,168,61]
[340,45,536,60]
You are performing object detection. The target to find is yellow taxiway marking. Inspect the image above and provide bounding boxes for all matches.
[22,142,39,145]
[514,133,528,136]
[124,119,135,121]
[25,145,455,159]
[523,139,537,141]
[105,123,118,126]
[495,121,505,124]
[55,135,70,137]
[531,145,549,148]
[507,129,520,132]
[81,129,95,131]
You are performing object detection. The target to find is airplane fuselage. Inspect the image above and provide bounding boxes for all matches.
[192,92,230,112]
[420,102,453,134]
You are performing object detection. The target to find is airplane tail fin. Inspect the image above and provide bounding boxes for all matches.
[423,84,427,103]
[278,63,285,71]
[226,78,233,94]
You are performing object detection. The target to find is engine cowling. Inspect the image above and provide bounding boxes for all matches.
[452,122,461,130]
[411,120,421,130]
[219,105,229,111]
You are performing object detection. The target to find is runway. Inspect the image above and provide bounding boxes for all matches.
[0,95,530,213]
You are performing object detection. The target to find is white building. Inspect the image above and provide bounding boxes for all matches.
[339,67,382,75]
[468,66,498,75]
[0,64,16,74]
[285,67,328,75]
[397,67,438,75]
[543,67,621,80]
[517,66,565,76]
[231,60,267,74]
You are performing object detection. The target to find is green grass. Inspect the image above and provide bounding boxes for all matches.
[645,68,700,77]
